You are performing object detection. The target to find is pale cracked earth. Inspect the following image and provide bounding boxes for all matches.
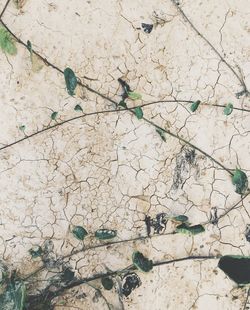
[0,0,250,309]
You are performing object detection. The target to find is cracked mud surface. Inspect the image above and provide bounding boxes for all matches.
[0,0,250,309]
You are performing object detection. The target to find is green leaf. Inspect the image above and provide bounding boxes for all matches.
[118,100,127,109]
[175,223,205,235]
[127,92,142,100]
[134,107,143,119]
[29,245,43,258]
[95,229,117,240]
[0,279,26,310]
[19,125,26,132]
[74,104,83,112]
[101,277,114,290]
[190,100,201,112]
[171,215,189,223]
[72,226,88,240]
[27,40,32,54]
[218,255,250,285]
[232,169,248,194]
[64,67,77,96]
[156,128,166,142]
[132,251,153,273]
[224,103,233,116]
[0,26,17,55]
[51,111,58,120]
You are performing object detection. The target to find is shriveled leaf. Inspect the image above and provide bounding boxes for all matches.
[13,0,27,9]
[72,226,88,240]
[29,245,43,258]
[74,104,83,112]
[232,169,248,194]
[26,40,43,72]
[95,229,117,240]
[122,272,141,297]
[128,92,142,100]
[0,279,26,310]
[51,111,58,120]
[218,255,250,285]
[171,215,189,223]
[101,277,114,290]
[141,23,153,34]
[176,223,205,235]
[156,128,166,142]
[134,107,143,119]
[190,100,201,112]
[0,26,17,55]
[224,103,233,116]
[132,251,153,272]
[64,68,77,96]
[19,125,26,132]
[31,54,43,72]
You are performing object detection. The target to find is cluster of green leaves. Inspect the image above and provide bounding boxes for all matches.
[0,262,26,310]
[0,26,17,55]
[71,226,117,241]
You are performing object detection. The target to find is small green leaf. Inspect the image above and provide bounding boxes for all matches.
[74,104,83,112]
[64,67,78,96]
[190,100,201,112]
[0,279,26,310]
[0,26,17,55]
[51,111,58,120]
[132,251,153,273]
[27,40,32,54]
[171,215,189,223]
[134,107,143,119]
[101,277,114,290]
[218,255,250,285]
[19,125,26,132]
[224,103,233,116]
[127,92,142,100]
[118,100,127,109]
[29,245,43,258]
[72,226,88,240]
[95,229,117,240]
[232,169,248,194]
[156,128,166,142]
[176,223,205,235]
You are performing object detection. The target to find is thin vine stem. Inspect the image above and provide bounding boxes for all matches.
[169,0,249,96]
